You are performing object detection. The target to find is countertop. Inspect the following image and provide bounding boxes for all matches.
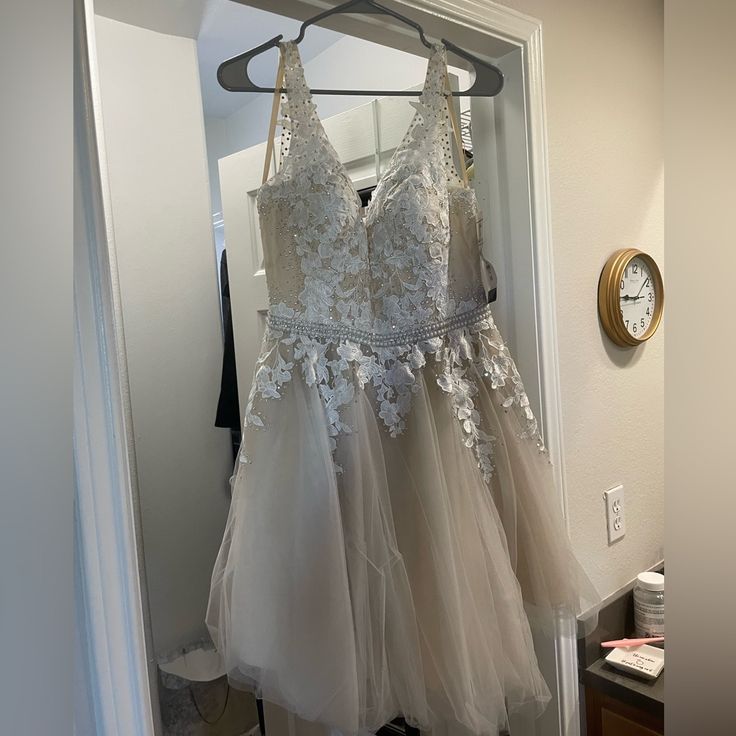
[581,654,664,719]
[578,564,665,720]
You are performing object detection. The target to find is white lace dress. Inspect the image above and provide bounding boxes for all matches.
[207,41,595,736]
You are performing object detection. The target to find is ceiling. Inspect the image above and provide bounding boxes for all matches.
[93,0,210,39]
[93,0,343,118]
[197,2,341,118]
[91,0,501,119]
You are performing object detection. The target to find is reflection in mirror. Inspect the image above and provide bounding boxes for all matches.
[91,1,575,734]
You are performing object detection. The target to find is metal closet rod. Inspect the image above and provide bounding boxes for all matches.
[217,0,504,98]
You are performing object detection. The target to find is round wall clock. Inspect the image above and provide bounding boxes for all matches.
[598,248,664,347]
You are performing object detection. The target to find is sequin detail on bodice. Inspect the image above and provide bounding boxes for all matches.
[257,41,486,333]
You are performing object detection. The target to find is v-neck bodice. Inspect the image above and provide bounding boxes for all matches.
[257,40,485,334]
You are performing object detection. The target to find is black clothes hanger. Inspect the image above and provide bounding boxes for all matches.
[217,0,503,97]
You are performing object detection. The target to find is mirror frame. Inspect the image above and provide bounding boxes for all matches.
[74,1,577,734]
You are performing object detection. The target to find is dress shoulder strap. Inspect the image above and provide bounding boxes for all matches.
[262,50,286,185]
[443,67,469,187]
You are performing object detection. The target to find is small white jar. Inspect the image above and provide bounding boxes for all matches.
[633,571,664,639]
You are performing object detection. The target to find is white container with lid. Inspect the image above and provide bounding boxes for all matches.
[633,571,664,639]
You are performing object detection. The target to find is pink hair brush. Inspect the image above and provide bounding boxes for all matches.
[601,636,664,648]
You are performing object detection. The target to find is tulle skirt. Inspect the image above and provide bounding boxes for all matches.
[206,325,595,736]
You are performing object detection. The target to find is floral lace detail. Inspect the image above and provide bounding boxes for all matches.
[241,313,544,483]
[257,41,372,329]
[367,44,466,331]
[257,42,468,333]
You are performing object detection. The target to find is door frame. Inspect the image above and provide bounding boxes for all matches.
[74,0,161,733]
[75,1,576,735]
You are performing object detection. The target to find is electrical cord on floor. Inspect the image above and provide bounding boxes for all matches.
[189,681,230,725]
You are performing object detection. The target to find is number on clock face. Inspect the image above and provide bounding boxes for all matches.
[619,256,656,338]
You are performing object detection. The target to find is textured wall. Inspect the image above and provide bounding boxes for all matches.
[94,16,233,656]
[502,0,664,600]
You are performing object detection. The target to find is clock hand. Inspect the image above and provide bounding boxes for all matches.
[635,279,648,298]
[620,294,644,302]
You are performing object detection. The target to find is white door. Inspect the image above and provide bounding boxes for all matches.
[218,141,270,423]
[218,86,546,433]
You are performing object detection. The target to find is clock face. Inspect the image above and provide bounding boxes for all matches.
[619,255,657,339]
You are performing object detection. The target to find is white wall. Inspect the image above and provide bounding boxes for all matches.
[503,0,665,600]
[94,15,233,657]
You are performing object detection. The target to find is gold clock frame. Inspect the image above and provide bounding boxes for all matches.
[598,248,664,347]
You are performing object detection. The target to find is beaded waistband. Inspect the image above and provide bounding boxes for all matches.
[266,303,494,347]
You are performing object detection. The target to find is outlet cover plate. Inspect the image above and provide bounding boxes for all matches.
[604,484,625,543]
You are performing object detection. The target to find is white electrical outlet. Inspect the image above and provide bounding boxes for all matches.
[604,485,625,543]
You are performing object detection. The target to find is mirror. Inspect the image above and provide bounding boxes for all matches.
[89,1,567,735]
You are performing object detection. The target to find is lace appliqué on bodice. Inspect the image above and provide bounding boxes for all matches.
[366,44,465,331]
[257,42,372,329]
[243,41,546,481]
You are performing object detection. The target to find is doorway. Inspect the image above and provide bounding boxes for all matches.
[76,1,574,734]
